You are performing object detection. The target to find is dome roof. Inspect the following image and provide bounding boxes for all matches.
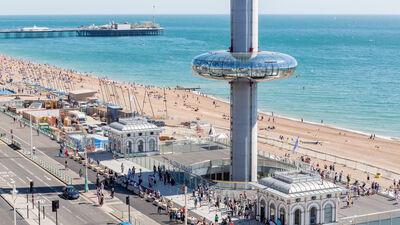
[192,50,297,81]
[259,171,338,194]
[108,118,160,132]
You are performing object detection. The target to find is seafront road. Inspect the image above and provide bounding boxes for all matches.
[0,111,171,224]
[0,140,119,225]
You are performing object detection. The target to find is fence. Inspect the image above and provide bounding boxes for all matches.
[128,156,213,191]
[339,209,400,225]
[160,137,229,155]
[257,135,400,182]
[0,111,72,184]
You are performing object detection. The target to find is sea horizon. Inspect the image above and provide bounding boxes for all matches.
[0,15,399,138]
[1,13,400,16]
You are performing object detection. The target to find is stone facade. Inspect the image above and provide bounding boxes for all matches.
[257,171,341,225]
[107,118,162,157]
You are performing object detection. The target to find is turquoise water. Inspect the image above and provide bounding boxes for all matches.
[0,15,399,137]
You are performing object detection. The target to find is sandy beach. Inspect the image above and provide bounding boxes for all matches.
[1,54,399,188]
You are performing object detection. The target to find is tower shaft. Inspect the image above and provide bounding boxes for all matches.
[230,0,258,53]
[230,79,258,182]
[230,0,259,182]
[193,0,297,182]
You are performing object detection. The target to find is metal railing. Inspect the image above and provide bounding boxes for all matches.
[339,208,400,225]
[129,156,213,191]
[258,135,400,182]
[160,137,229,155]
[0,110,72,184]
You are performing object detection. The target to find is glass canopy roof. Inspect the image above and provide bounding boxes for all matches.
[192,50,297,81]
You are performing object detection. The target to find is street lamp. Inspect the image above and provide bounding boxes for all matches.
[30,114,33,156]
[256,189,260,221]
[183,185,187,225]
[82,134,89,192]
[11,183,18,225]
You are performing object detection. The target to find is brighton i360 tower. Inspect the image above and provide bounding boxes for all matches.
[192,0,297,182]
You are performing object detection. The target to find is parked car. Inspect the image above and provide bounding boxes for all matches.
[61,186,80,200]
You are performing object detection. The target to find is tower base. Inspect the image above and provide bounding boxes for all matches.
[230,78,258,182]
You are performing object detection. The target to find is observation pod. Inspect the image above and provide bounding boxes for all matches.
[191,0,298,183]
[192,51,297,81]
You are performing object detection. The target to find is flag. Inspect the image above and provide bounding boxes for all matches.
[293,137,300,153]
[209,125,216,136]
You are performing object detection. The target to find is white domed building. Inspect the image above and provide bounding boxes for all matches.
[257,171,342,225]
[107,118,162,157]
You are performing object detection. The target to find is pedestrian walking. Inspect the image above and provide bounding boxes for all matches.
[214,214,219,224]
[99,193,104,206]
[110,187,115,199]
[121,163,124,174]
[64,159,68,171]
[79,168,83,178]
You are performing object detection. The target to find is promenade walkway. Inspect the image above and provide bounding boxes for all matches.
[97,156,261,225]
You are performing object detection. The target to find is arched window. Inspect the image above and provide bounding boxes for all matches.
[117,142,121,153]
[137,140,144,152]
[126,141,133,154]
[269,203,276,221]
[309,207,317,225]
[324,204,333,223]
[149,139,156,151]
[279,208,285,225]
[260,200,266,222]
[294,209,302,225]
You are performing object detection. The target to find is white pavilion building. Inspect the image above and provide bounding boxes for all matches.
[257,170,342,225]
[107,118,162,157]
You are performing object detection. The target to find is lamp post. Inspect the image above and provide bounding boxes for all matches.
[256,189,260,221]
[82,134,89,192]
[30,114,33,156]
[11,183,18,225]
[183,185,187,225]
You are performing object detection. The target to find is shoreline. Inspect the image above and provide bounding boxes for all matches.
[2,52,399,140]
[1,54,400,182]
[196,91,400,141]
[0,55,400,171]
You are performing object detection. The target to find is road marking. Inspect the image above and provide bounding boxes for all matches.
[33,175,52,188]
[16,176,26,184]
[62,206,72,214]
[24,168,34,176]
[18,163,26,170]
[76,215,86,223]
[44,175,52,181]
[0,162,9,171]
[38,193,52,203]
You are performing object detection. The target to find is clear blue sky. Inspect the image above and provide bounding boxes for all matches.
[1,0,400,15]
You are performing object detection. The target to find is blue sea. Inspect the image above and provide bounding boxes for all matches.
[0,15,399,138]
